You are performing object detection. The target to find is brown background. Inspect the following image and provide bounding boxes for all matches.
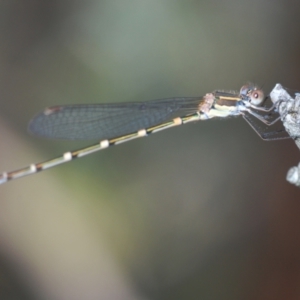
[0,1,300,299]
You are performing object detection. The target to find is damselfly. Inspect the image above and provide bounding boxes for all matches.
[0,83,289,184]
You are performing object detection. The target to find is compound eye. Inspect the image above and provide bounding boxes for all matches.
[249,88,264,106]
[240,84,251,97]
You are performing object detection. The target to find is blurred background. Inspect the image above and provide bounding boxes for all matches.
[0,1,300,299]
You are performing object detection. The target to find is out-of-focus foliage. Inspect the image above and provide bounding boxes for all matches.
[0,1,300,299]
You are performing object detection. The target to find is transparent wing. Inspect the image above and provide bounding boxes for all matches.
[28,97,202,140]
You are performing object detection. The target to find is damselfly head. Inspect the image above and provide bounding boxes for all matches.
[240,84,264,106]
